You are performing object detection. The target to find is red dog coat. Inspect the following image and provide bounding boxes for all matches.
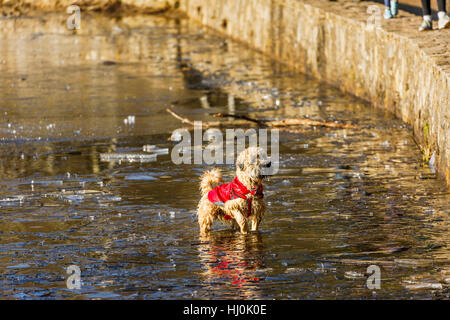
[208,177,263,219]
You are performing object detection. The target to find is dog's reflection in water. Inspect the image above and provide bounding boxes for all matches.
[197,231,266,298]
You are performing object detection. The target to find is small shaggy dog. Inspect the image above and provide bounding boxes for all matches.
[197,147,271,235]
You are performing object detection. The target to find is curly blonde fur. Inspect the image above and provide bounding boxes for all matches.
[197,147,269,235]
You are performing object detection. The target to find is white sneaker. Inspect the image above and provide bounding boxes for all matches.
[419,19,432,31]
[384,9,393,20]
[437,14,450,29]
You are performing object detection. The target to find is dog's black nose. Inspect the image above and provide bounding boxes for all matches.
[264,161,271,168]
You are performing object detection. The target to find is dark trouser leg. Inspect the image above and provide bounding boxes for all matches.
[421,0,431,15]
[437,0,446,12]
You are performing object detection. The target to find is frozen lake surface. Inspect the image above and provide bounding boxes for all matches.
[0,12,449,299]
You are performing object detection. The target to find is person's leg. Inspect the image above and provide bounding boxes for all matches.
[437,0,450,29]
[384,0,394,19]
[419,0,433,30]
[437,0,446,12]
[391,0,399,16]
[421,0,431,16]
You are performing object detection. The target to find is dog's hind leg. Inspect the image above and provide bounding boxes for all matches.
[230,220,240,231]
[198,214,213,235]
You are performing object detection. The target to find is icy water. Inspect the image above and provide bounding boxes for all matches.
[0,12,449,300]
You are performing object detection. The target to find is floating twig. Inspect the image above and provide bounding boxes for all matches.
[268,118,359,129]
[167,109,250,128]
[167,108,359,130]
[167,108,195,126]
[212,113,267,125]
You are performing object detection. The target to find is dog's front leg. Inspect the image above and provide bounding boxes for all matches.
[249,216,260,232]
[231,210,248,234]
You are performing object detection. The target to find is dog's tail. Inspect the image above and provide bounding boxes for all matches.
[200,168,222,196]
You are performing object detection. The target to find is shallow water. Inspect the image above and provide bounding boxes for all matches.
[0,12,449,300]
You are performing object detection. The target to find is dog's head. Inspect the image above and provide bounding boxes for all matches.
[236,147,271,187]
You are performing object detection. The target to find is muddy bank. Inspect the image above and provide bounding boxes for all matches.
[0,0,179,16]
[179,0,450,187]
